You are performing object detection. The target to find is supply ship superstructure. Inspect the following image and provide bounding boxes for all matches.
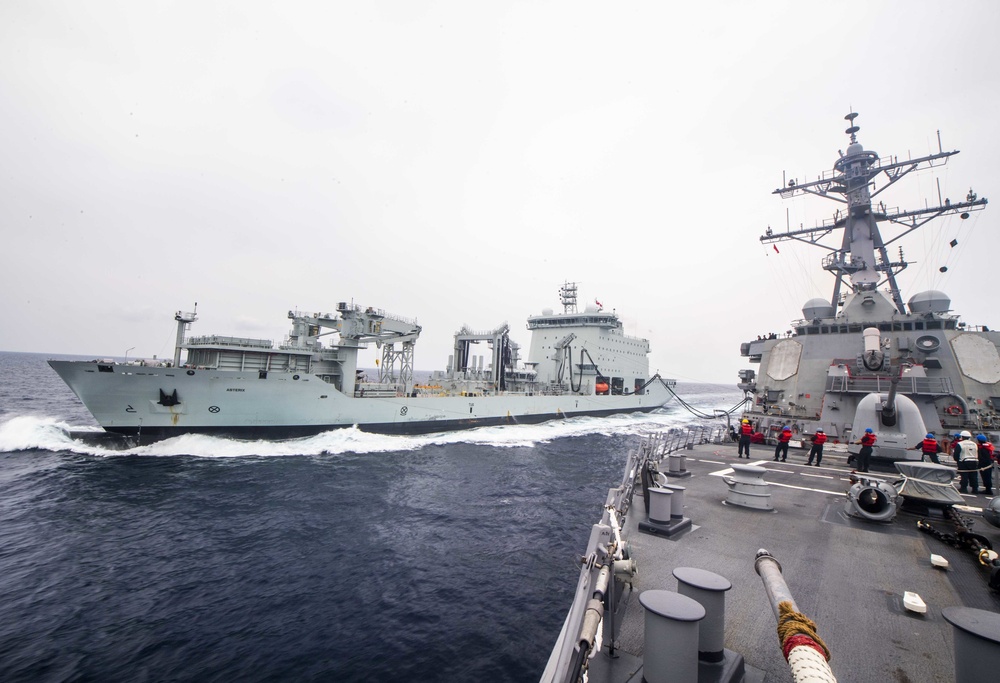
[49,283,674,443]
[738,113,993,460]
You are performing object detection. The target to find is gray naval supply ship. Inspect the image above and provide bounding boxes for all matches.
[736,111,993,461]
[49,282,676,444]
[542,114,1000,683]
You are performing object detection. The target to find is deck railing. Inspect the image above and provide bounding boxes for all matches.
[186,335,273,349]
[658,424,729,455]
[826,375,953,395]
[541,425,728,683]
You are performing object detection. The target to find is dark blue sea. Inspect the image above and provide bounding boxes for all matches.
[0,351,741,682]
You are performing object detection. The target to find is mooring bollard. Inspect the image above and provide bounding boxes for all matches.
[662,484,686,520]
[647,487,674,525]
[942,606,1000,683]
[667,452,690,477]
[640,485,692,537]
[673,567,732,663]
[639,589,705,683]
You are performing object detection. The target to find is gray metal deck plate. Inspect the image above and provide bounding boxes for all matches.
[589,442,1000,683]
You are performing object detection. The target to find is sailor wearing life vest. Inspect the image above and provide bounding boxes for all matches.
[854,428,876,473]
[737,419,753,458]
[910,433,943,464]
[954,430,979,494]
[976,434,994,496]
[806,428,827,466]
[773,425,792,462]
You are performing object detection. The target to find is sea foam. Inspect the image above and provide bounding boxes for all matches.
[1,408,689,458]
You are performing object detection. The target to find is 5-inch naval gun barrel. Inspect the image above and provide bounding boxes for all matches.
[880,373,899,428]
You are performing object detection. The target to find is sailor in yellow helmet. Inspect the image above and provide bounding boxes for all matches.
[737,419,753,458]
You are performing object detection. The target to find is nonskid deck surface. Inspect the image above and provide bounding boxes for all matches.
[591,441,1000,683]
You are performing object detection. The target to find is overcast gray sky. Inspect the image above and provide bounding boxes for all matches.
[2,0,998,384]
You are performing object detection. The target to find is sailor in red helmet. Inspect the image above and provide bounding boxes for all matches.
[773,425,792,462]
[806,428,827,466]
[737,419,753,458]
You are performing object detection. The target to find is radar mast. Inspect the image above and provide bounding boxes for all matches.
[761,112,988,314]
[559,282,579,314]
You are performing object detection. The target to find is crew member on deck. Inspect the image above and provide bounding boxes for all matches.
[738,419,753,458]
[774,426,792,462]
[976,434,994,496]
[806,428,827,466]
[854,428,876,473]
[954,431,979,494]
[911,433,943,464]
[949,432,962,456]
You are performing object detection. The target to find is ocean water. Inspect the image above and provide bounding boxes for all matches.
[0,352,742,682]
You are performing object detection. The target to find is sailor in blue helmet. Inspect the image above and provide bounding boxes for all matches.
[854,428,877,473]
[910,432,943,464]
[806,428,827,466]
[976,434,994,495]
[773,425,792,462]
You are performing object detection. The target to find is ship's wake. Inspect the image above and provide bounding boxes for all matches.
[0,408,705,458]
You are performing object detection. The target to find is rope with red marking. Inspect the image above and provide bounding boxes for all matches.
[776,601,831,661]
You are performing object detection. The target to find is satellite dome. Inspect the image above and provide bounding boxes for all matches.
[802,298,835,320]
[541,308,553,316]
[845,142,864,156]
[908,290,951,314]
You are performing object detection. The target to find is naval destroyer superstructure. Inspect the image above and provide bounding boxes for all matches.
[738,113,993,460]
[49,283,675,443]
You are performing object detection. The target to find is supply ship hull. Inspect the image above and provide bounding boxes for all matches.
[47,360,671,439]
[50,283,675,444]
